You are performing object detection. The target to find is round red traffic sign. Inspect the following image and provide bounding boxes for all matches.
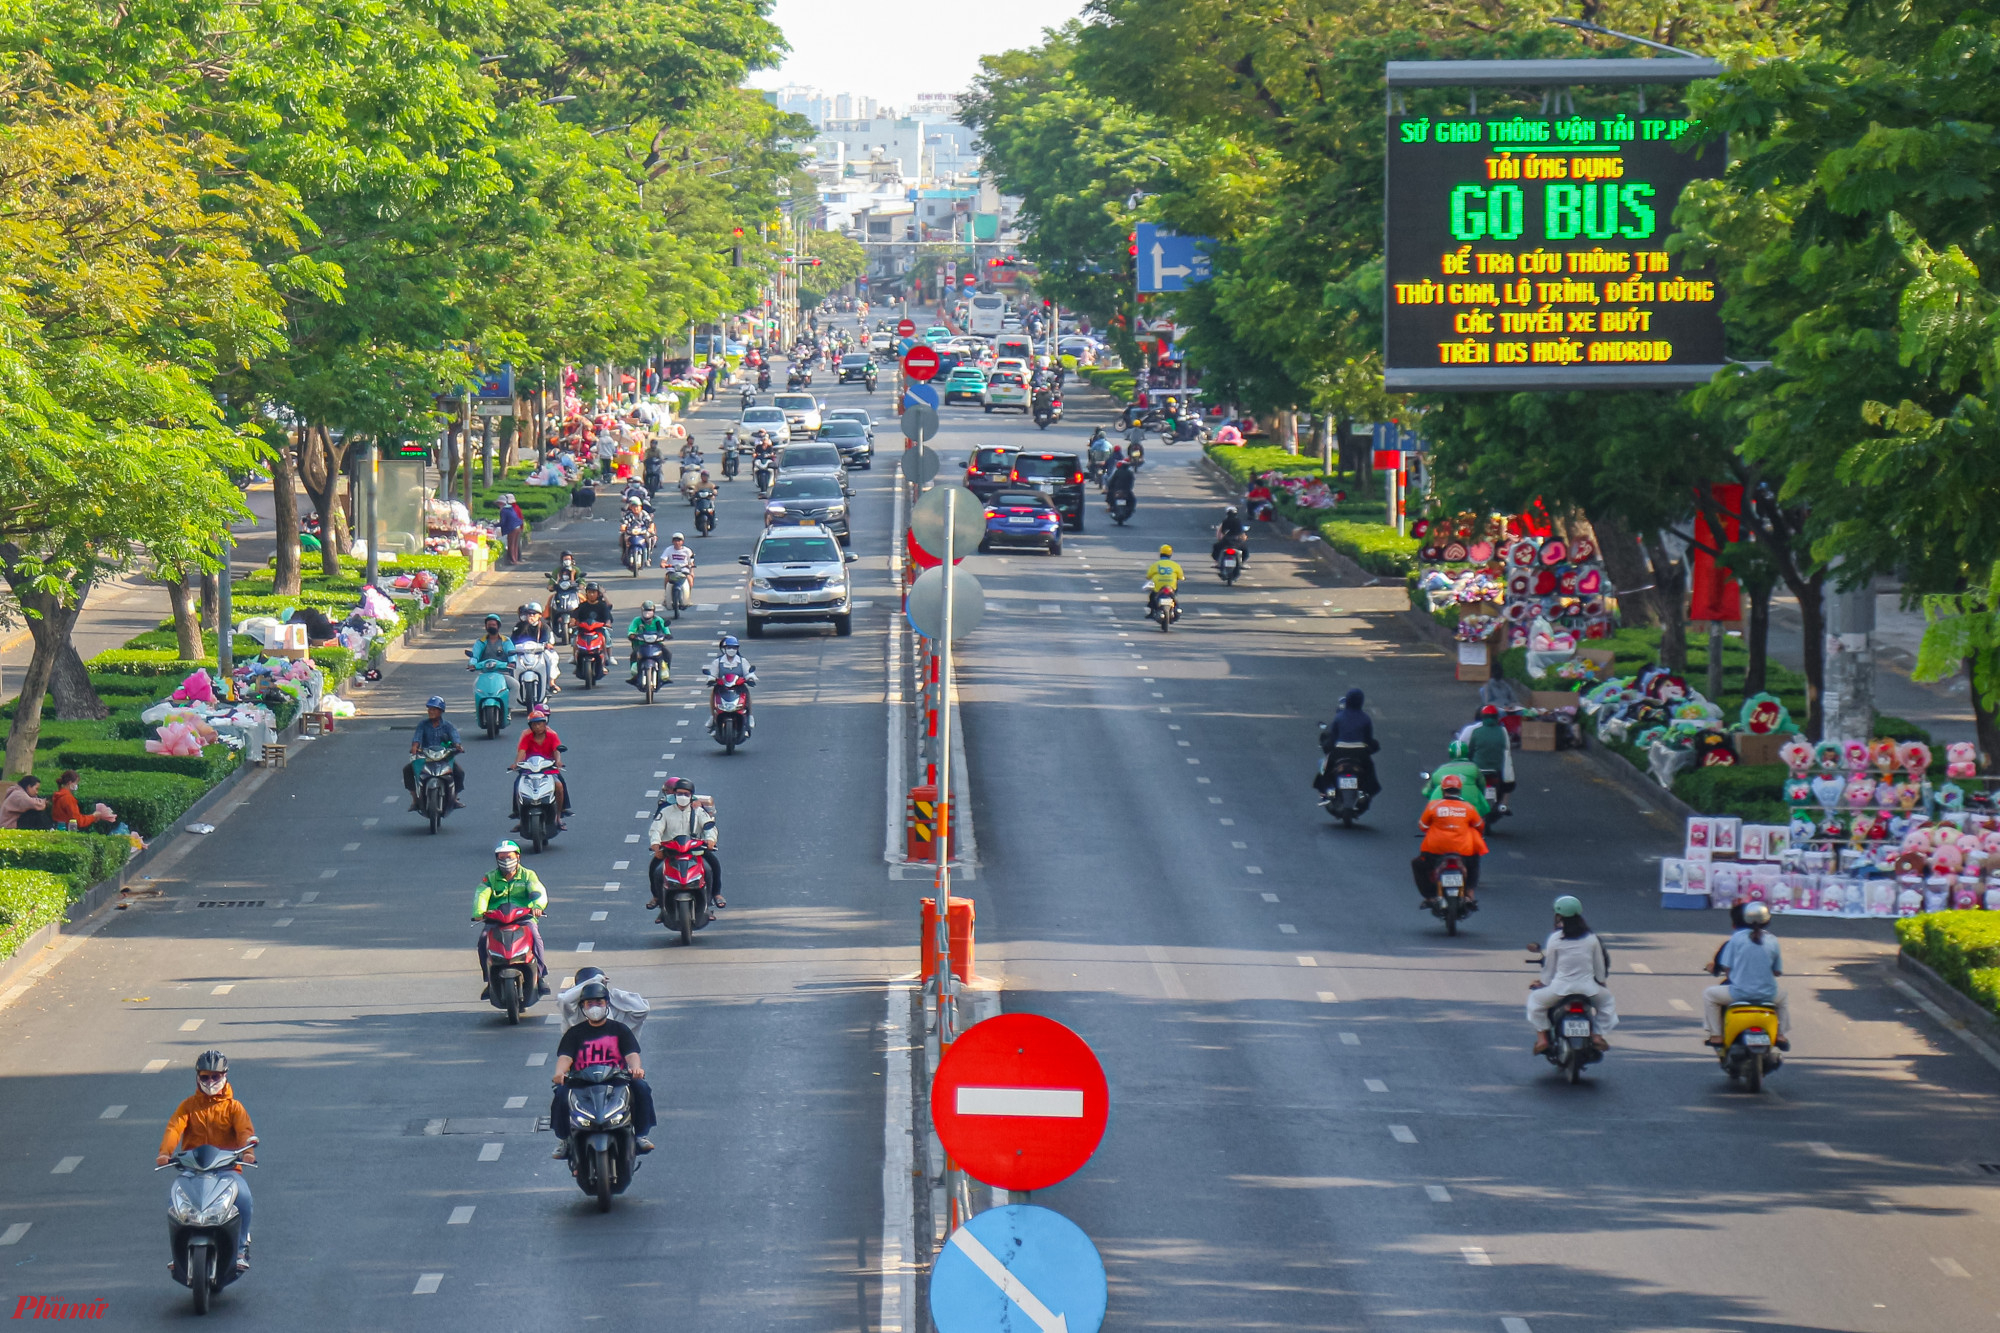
[902,345,942,382]
[931,1013,1108,1192]
[896,318,917,338]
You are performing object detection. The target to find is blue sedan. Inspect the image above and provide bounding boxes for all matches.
[978,488,1063,556]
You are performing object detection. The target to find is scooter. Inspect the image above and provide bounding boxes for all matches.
[665,570,692,620]
[864,368,877,394]
[1108,491,1135,525]
[1316,741,1374,827]
[621,526,653,576]
[693,489,716,536]
[705,662,755,753]
[1217,543,1245,585]
[1717,1002,1783,1092]
[720,448,739,480]
[1086,434,1110,481]
[655,833,715,945]
[510,641,549,712]
[1480,769,1510,826]
[562,1066,640,1211]
[643,455,664,495]
[411,744,459,834]
[549,579,581,645]
[514,752,565,853]
[1428,854,1475,936]
[740,386,755,410]
[467,651,514,738]
[753,455,775,497]
[631,631,671,702]
[480,904,543,1023]
[1525,943,1606,1085]
[572,625,609,688]
[756,366,771,391]
[679,466,706,504]
[1150,586,1179,633]
[158,1140,257,1313]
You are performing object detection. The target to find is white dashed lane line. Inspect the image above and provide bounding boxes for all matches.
[477,1143,503,1162]
[1426,1185,1453,1202]
[142,1059,169,1074]
[414,1273,444,1295]
[1339,1033,1360,1045]
[1364,1079,1388,1093]
[51,1157,82,1174]
[99,1106,125,1119]
[1461,1247,1491,1266]
[448,1206,475,1225]
[527,1053,547,1067]
[0,1224,29,1246]
[1389,1125,1417,1144]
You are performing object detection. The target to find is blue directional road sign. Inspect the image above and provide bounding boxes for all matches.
[1371,422,1426,454]
[905,381,941,410]
[1134,223,1213,294]
[930,1205,1107,1333]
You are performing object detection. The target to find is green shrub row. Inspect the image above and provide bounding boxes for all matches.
[1898,911,2000,1018]
[0,829,130,893]
[57,771,211,839]
[0,870,74,961]
[1081,367,1137,403]
[1204,444,1328,486]
[55,738,242,784]
[1318,519,1421,577]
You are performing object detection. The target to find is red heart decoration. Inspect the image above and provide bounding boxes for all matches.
[1534,570,1557,595]
[1441,541,1467,562]
[1558,570,1579,597]
[1571,536,1597,562]
[1540,539,1568,565]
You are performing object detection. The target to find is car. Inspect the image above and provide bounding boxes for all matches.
[823,407,875,439]
[816,419,873,469]
[1057,335,1099,365]
[738,405,792,444]
[869,330,893,353]
[836,353,877,384]
[963,446,1016,500]
[772,392,822,435]
[979,488,1062,555]
[925,325,951,343]
[762,475,850,540]
[990,357,1029,380]
[941,367,988,404]
[983,369,1029,413]
[776,441,851,495]
[740,524,859,637]
[932,349,970,379]
[1008,451,1085,529]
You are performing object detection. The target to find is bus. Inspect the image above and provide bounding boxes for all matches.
[966,293,1007,336]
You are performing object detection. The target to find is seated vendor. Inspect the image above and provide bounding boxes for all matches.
[50,770,115,831]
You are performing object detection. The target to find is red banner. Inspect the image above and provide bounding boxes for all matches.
[1689,483,1743,623]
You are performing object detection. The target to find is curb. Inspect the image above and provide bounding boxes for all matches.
[1896,950,2000,1040]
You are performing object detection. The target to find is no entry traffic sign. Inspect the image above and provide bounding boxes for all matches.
[903,345,942,382]
[897,318,917,338]
[932,1013,1108,1192]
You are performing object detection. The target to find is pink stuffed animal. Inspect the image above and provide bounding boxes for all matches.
[146,722,205,757]
[1947,742,1978,779]
[170,671,217,705]
[1933,844,1967,875]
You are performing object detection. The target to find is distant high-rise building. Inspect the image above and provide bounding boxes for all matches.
[834,92,852,120]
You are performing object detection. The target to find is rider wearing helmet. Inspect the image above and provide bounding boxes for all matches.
[1460,703,1514,810]
[660,532,697,606]
[549,980,656,1157]
[1143,545,1184,617]
[1212,505,1250,568]
[1423,740,1492,816]
[1528,896,1616,1054]
[549,550,585,589]
[1413,772,1487,905]
[510,707,569,826]
[573,581,615,665]
[646,775,724,912]
[156,1050,258,1271]
[1315,688,1381,796]
[557,965,650,1033]
[511,601,561,695]
[473,840,549,996]
[1703,901,1789,1050]
[626,599,673,685]
[406,696,465,808]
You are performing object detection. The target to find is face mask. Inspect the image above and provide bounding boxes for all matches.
[498,858,519,874]
[583,1004,610,1022]
[198,1076,226,1095]
[675,794,691,808]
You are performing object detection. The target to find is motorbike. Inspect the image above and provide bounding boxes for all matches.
[467,651,514,738]
[642,455,663,495]
[1127,440,1147,470]
[864,368,877,394]
[510,639,549,712]
[631,631,671,702]
[1717,1001,1783,1092]
[549,579,581,645]
[1480,769,1509,825]
[720,448,739,480]
[1316,741,1374,827]
[693,488,717,536]
[1527,948,1606,1085]
[1150,586,1179,632]
[572,624,610,688]
[740,386,755,410]
[756,366,771,391]
[665,570,692,619]
[481,904,543,1023]
[1032,391,1064,429]
[562,1066,641,1211]
[679,465,705,504]
[157,1140,257,1313]
[705,663,754,753]
[1108,491,1135,525]
[786,370,805,390]
[1217,542,1245,585]
[753,455,775,496]
[1086,435,1111,481]
[655,833,715,945]
[621,525,654,576]
[413,744,458,834]
[514,752,565,853]
[1428,854,1475,936]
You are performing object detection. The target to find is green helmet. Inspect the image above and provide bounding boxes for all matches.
[1553,895,1583,917]
[1447,740,1470,760]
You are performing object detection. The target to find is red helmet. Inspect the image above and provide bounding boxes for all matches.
[528,706,551,721]
[1478,704,1499,719]
[1440,774,1464,793]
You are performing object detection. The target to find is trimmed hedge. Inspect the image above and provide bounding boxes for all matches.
[1082,367,1137,403]
[1204,444,1328,486]
[1319,519,1421,577]
[55,739,242,784]
[0,870,73,961]
[1666,762,1794,827]
[0,829,129,893]
[1898,911,2000,1018]
[58,771,210,839]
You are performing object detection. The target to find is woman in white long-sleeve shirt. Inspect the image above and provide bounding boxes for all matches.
[1528,895,1617,1053]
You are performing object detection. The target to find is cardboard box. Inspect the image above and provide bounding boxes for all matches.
[1733,731,1787,766]
[1527,690,1579,711]
[266,645,308,662]
[1519,720,1559,751]
[1456,661,1493,683]
[1578,647,1616,673]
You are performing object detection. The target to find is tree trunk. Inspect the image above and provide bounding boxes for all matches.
[48,638,107,721]
[1744,579,1770,697]
[199,571,218,632]
[1641,533,1688,671]
[1970,658,2000,774]
[300,425,349,578]
[270,433,302,596]
[0,545,92,775]
[1587,512,1659,627]
[1793,570,1828,741]
[166,571,203,660]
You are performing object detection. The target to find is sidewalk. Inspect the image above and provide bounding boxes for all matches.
[1767,592,1974,744]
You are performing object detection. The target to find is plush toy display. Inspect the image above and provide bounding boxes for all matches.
[1947,742,1978,779]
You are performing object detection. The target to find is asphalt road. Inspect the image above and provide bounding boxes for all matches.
[0,346,912,1328]
[952,385,2000,1332]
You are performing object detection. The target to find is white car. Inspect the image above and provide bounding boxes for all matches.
[983,368,1030,413]
[740,523,858,638]
[738,405,792,444]
[773,392,822,436]
[869,330,894,353]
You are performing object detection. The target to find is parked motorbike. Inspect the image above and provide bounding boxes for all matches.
[631,632,671,702]
[562,1066,640,1211]
[572,625,610,688]
[655,833,715,945]
[1429,854,1474,936]
[514,752,565,853]
[412,744,458,834]
[467,651,514,738]
[549,579,581,645]
[481,904,543,1023]
[1217,543,1245,585]
[1717,1002,1783,1092]
[157,1140,257,1314]
[1316,741,1374,827]
[693,488,717,536]
[705,662,754,753]
[1150,586,1179,633]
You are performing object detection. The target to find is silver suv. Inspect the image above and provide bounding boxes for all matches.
[740,524,858,638]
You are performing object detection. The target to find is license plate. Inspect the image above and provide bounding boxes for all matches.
[1337,776,1359,789]
[1562,1020,1591,1037]
[1444,886,1460,897]
[1485,787,1497,801]
[789,592,809,603]
[1743,1033,1771,1047]
[1440,872,1464,887]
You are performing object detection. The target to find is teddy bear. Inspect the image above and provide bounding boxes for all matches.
[1814,740,1845,774]
[1947,742,1978,779]
[1933,843,1967,876]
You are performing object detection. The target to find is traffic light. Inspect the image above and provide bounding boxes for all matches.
[1127,233,1137,257]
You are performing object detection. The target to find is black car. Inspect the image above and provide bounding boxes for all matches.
[1007,452,1085,530]
[816,419,873,469]
[963,446,1017,501]
[763,475,851,541]
[836,353,877,384]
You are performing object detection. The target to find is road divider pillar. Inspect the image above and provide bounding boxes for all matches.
[920,895,975,985]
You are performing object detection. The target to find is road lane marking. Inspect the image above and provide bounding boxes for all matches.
[362,818,379,827]
[413,1273,444,1295]
[545,1014,560,1025]
[273,918,292,927]
[1502,1321,1532,1333]
[1389,1126,1416,1143]
[957,1087,1084,1118]
[1629,962,1652,973]
[383,795,398,803]
[298,892,318,904]
[1246,865,1262,874]
[1233,841,1248,848]
[143,1059,169,1074]
[342,842,360,852]
[478,1143,502,1162]
[1668,998,1692,1011]
[1261,893,1278,902]
[100,1106,125,1119]
[448,1206,475,1224]
[635,811,649,818]
[0,1224,29,1246]
[52,1157,82,1174]
[319,868,338,879]
[1196,777,1210,784]
[1931,1257,1970,1278]
[655,771,668,777]
[1278,925,1297,935]
[613,861,630,870]
[1426,1185,1452,1202]
[211,985,233,995]
[243,948,264,960]
[625,834,641,842]
[179,1020,203,1032]
[1461,1247,1491,1265]
[1365,1079,1387,1093]
[1177,740,1189,747]
[1151,692,1164,698]
[1316,992,1337,1003]
[527,1053,546,1066]
[1807,1142,1835,1156]
[505,1096,527,1109]
[1340,1033,1360,1045]
[1297,957,1317,967]
[576,942,595,953]
[591,911,608,921]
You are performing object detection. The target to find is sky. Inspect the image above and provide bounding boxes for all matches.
[749,0,1089,110]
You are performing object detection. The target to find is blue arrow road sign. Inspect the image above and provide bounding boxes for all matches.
[905,382,940,410]
[1371,422,1426,454]
[930,1205,1107,1333]
[1135,223,1213,293]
